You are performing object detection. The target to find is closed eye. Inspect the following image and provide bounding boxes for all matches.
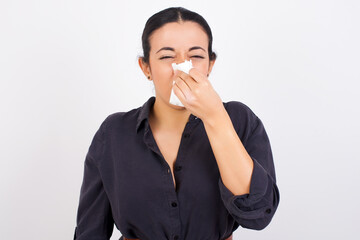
[191,55,205,59]
[159,56,174,60]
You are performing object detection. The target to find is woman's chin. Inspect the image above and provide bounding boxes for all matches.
[168,102,186,109]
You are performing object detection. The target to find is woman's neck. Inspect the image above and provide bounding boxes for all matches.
[149,97,191,132]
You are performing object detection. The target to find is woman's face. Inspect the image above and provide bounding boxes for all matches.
[139,21,215,108]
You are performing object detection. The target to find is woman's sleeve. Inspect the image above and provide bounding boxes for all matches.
[218,114,280,230]
[74,119,114,239]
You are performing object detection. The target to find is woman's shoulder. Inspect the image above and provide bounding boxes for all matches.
[104,107,141,126]
[223,99,259,120]
[222,99,260,134]
[97,105,143,134]
[105,107,140,123]
[104,97,154,124]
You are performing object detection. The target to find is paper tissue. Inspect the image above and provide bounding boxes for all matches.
[169,60,193,107]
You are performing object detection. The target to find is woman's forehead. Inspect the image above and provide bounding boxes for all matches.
[149,21,208,52]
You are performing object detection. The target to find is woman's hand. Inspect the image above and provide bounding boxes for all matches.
[172,68,226,124]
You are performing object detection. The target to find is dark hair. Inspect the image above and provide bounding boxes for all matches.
[141,7,217,64]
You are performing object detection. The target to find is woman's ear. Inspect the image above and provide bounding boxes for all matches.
[207,59,216,76]
[138,57,152,80]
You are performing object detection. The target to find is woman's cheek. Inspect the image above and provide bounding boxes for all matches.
[192,61,208,75]
[158,62,174,76]
[153,64,173,82]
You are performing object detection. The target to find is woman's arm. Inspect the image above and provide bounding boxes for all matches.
[203,106,254,196]
[74,120,114,239]
[173,68,280,230]
[203,104,280,230]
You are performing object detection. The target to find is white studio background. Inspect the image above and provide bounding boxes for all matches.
[1,0,359,239]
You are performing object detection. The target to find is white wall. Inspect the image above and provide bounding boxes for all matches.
[1,0,359,239]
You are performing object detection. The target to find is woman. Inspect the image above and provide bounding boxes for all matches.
[74,7,280,240]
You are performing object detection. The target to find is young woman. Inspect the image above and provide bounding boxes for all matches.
[74,7,280,240]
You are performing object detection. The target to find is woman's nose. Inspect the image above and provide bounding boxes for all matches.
[174,55,188,64]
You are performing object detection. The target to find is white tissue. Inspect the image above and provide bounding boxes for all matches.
[169,60,193,107]
[171,59,193,74]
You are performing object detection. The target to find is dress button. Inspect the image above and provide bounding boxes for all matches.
[184,133,190,138]
[174,235,179,240]
[266,208,272,214]
[171,202,177,207]
[175,166,182,171]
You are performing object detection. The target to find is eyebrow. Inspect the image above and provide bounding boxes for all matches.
[156,46,206,54]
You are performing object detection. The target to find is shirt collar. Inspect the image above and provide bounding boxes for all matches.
[136,96,156,133]
[135,96,200,133]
